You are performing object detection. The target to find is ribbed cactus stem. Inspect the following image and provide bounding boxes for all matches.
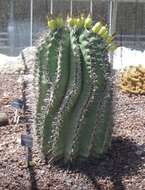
[36,32,56,114]
[91,83,113,156]
[64,31,94,159]
[35,32,59,144]
[50,29,82,159]
[42,31,70,154]
[77,31,108,158]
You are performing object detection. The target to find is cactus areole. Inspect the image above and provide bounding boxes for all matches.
[34,16,114,163]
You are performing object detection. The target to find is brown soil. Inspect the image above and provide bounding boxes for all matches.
[0,73,145,190]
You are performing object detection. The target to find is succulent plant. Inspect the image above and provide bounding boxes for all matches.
[34,16,114,163]
[120,65,145,94]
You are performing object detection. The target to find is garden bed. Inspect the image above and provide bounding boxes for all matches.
[0,58,145,190]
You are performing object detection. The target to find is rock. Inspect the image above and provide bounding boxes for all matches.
[0,112,8,126]
[135,150,143,156]
[113,47,145,70]
[0,53,24,74]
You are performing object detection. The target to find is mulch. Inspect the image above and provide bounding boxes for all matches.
[0,73,145,190]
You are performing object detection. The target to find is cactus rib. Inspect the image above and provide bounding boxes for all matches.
[50,29,82,160]
[42,31,70,155]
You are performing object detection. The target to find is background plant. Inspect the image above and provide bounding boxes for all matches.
[120,65,145,94]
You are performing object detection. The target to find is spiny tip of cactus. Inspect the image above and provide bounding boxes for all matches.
[55,16,64,28]
[48,18,57,31]
[76,16,85,28]
[92,21,103,33]
[67,16,75,27]
[67,15,85,29]
[84,15,93,29]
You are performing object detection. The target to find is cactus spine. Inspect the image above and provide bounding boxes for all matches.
[34,17,114,162]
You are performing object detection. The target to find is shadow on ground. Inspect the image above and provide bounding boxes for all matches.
[28,165,38,190]
[54,137,144,190]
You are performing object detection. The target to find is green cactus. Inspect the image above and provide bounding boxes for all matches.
[34,18,113,162]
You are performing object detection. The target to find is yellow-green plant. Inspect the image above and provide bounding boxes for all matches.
[120,65,145,94]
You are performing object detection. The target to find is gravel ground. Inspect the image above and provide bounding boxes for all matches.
[0,65,145,189]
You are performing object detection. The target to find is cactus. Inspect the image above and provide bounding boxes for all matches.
[34,17,114,162]
[120,65,145,94]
